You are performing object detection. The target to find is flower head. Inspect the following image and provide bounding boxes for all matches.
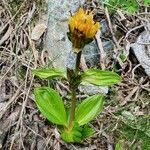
[68,8,100,52]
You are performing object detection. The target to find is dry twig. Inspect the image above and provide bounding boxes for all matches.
[95,29,106,69]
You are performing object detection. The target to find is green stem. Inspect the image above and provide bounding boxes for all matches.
[68,86,77,129]
[68,51,82,129]
[75,51,82,75]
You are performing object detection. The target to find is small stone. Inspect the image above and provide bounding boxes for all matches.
[131,31,150,76]
[31,24,47,41]
[79,83,109,95]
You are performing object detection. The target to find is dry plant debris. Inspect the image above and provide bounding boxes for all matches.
[0,0,150,149]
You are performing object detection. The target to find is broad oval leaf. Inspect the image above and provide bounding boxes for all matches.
[75,94,104,126]
[81,69,121,86]
[81,125,94,139]
[32,68,66,79]
[34,87,67,126]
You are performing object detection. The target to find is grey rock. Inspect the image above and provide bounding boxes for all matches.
[83,39,114,67]
[45,0,113,69]
[131,31,150,76]
[101,19,109,35]
[45,0,85,68]
[66,51,77,70]
[83,41,100,67]
[79,83,109,95]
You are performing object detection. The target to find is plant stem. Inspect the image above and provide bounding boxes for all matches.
[75,51,82,75]
[68,86,77,129]
[68,51,82,129]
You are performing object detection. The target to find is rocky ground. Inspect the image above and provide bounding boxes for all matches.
[0,0,150,149]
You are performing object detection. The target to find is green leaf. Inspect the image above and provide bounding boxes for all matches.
[104,0,139,14]
[115,140,124,150]
[81,124,95,139]
[32,68,66,79]
[144,0,150,5]
[61,122,82,143]
[81,69,121,86]
[75,94,104,126]
[60,123,95,142]
[123,5,138,14]
[34,87,67,126]
[122,0,139,14]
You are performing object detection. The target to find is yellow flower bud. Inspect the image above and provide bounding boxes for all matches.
[68,8,100,52]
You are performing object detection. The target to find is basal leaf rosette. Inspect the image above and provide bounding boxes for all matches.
[68,8,100,52]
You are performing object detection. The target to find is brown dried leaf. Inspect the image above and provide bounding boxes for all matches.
[0,25,13,45]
